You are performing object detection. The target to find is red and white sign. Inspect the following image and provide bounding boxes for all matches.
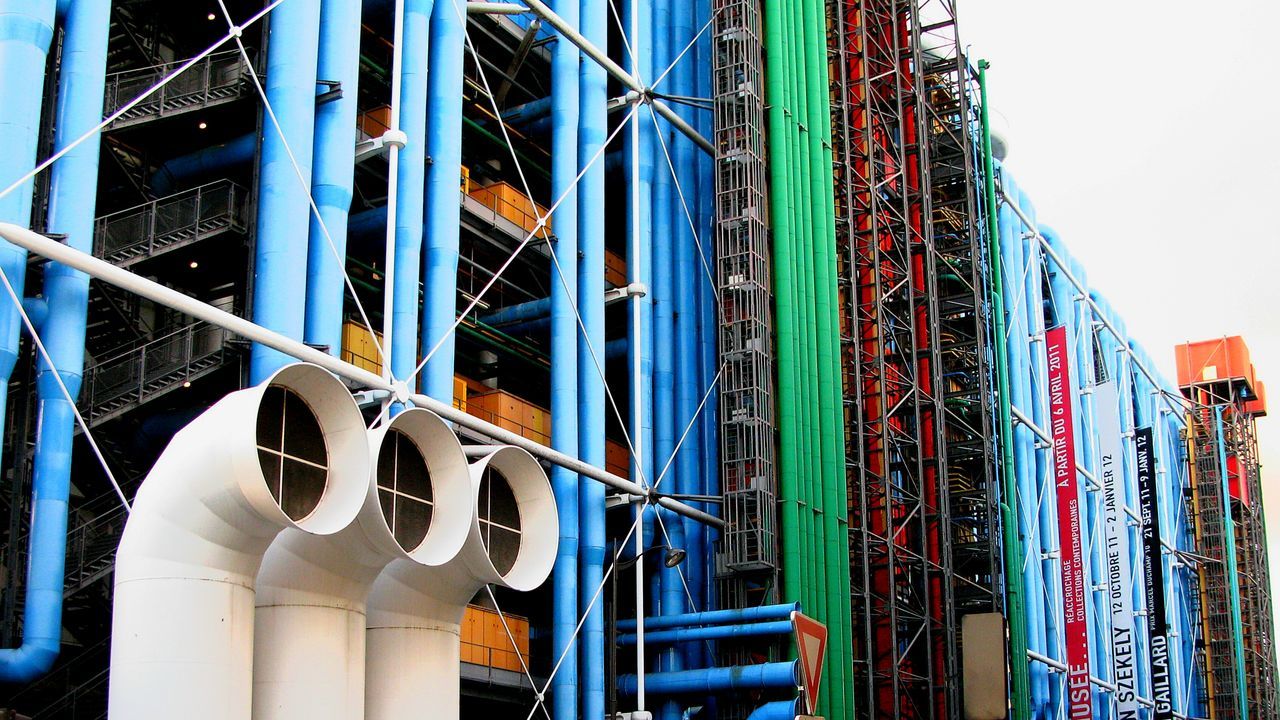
[1046,326,1091,719]
[791,611,827,715]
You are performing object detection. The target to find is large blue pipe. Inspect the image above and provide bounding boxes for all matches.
[148,133,256,196]
[0,0,55,496]
[617,661,800,696]
[303,0,363,356]
[250,0,321,383]
[747,700,799,720]
[616,620,793,646]
[391,0,433,380]
[576,0,607,715]
[419,0,465,399]
[618,603,801,631]
[547,0,580,716]
[0,0,98,681]
[481,297,550,326]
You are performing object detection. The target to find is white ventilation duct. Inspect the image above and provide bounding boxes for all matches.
[365,445,557,720]
[251,408,474,720]
[107,363,370,720]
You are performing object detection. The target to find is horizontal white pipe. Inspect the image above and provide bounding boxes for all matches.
[468,1,526,13]
[516,0,714,154]
[0,223,722,530]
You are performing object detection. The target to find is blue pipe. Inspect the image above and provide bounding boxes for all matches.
[618,603,801,631]
[501,96,551,125]
[419,0,465,399]
[694,0,718,629]
[617,661,800,696]
[250,0,321,383]
[746,700,799,720]
[391,0,433,381]
[576,0,607,716]
[303,0,363,356]
[0,0,93,681]
[616,620,793,646]
[548,0,580,716]
[148,133,256,196]
[480,297,550,326]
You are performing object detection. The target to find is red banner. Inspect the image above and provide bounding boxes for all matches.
[1046,325,1091,718]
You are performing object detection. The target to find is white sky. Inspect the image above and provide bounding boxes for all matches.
[963,0,1280,622]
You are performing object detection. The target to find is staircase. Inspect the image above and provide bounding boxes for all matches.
[93,179,248,268]
[80,321,234,428]
[102,50,252,130]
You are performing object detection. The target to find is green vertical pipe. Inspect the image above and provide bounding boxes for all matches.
[804,0,853,714]
[1214,406,1249,720]
[978,60,1030,720]
[764,0,803,612]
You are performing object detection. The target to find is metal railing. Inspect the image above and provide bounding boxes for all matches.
[102,49,251,127]
[93,180,247,265]
[82,321,232,425]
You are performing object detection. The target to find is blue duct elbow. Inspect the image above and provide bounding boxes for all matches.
[618,603,801,632]
[419,0,466,399]
[390,0,433,382]
[616,620,793,646]
[617,661,800,696]
[747,699,800,720]
[0,0,105,682]
[250,0,322,383]
[303,0,363,356]
[148,133,255,196]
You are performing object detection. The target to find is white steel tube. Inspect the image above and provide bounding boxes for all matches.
[0,222,722,528]
[107,364,370,720]
[252,408,474,719]
[365,446,556,720]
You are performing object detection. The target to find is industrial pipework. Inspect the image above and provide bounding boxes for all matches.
[108,363,371,719]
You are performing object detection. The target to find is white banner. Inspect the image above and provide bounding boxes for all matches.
[1096,380,1139,720]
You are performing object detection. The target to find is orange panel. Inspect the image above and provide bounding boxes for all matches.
[1245,381,1268,417]
[1175,337,1255,390]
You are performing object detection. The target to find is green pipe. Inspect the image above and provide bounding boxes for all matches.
[978,60,1030,720]
[1214,406,1249,720]
[763,0,803,614]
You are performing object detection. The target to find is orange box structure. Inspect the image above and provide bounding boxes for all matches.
[459,605,530,672]
[466,388,551,446]
[606,439,629,479]
[605,249,627,288]
[468,181,552,236]
[1175,336,1256,390]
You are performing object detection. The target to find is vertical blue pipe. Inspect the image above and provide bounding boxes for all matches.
[0,0,92,681]
[250,0,321,383]
[694,0,718,627]
[419,0,464,400]
[391,0,433,380]
[0,0,55,502]
[548,0,580,717]
[304,0,363,356]
[576,0,606,717]
[670,0,701,664]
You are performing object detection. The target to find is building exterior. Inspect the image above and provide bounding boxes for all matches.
[0,1,1271,719]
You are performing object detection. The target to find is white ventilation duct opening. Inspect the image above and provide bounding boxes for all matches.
[252,408,473,720]
[107,363,369,720]
[365,445,557,720]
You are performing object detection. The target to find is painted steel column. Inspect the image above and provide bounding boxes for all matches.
[548,0,580,717]
[576,0,607,716]
[388,0,434,380]
[419,0,465,399]
[304,0,364,356]
[0,0,96,681]
[250,0,322,383]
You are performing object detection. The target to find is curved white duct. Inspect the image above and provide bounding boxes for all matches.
[252,408,474,720]
[365,445,558,720]
[107,363,370,720]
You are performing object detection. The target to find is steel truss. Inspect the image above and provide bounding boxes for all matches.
[831,1,996,719]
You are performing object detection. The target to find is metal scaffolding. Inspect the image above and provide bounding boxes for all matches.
[712,0,778,607]
[832,1,996,718]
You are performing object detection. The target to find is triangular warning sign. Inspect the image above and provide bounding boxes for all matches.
[792,611,828,715]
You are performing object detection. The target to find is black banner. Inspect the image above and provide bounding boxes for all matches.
[1137,427,1171,720]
